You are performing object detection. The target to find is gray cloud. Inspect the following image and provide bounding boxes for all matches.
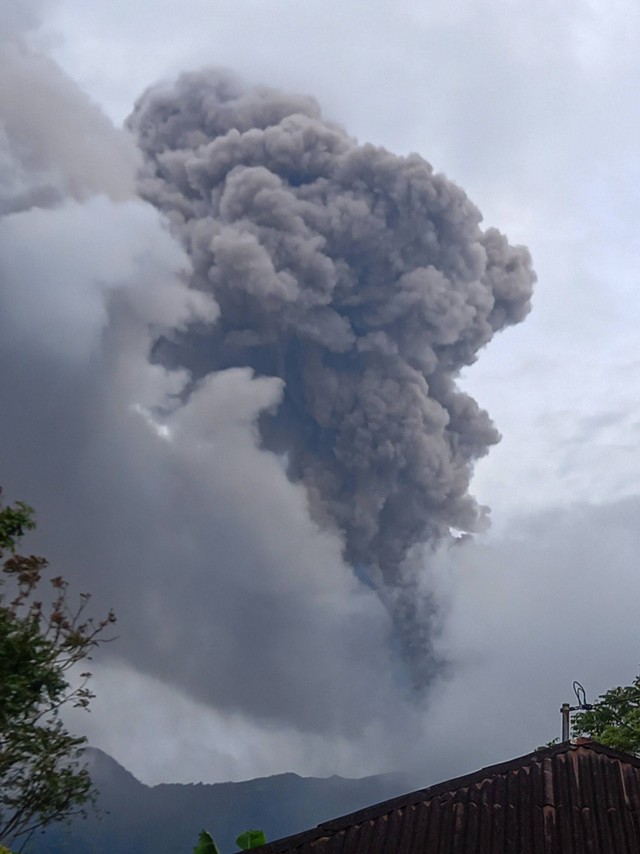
[60,493,640,787]
[4,0,639,789]
[0,32,404,743]
[407,495,640,787]
[0,22,536,765]
[127,69,535,683]
[0,194,402,737]
[0,6,139,214]
[0,0,48,36]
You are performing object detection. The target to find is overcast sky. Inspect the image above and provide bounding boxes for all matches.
[2,0,640,789]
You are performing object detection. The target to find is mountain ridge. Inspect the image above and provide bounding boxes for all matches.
[29,748,407,854]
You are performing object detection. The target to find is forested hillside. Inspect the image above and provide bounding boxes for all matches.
[31,749,406,854]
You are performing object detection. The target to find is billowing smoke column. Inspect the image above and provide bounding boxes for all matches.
[128,69,535,683]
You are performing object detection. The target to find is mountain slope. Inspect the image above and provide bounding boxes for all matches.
[29,749,406,854]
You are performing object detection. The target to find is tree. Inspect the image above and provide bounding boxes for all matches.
[0,488,115,849]
[572,675,640,756]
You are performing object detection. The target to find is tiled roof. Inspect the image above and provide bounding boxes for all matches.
[245,741,640,853]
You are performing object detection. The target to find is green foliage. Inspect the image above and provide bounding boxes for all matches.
[572,675,640,756]
[0,488,116,848]
[0,500,34,554]
[193,827,267,853]
[194,830,222,854]
[236,829,267,849]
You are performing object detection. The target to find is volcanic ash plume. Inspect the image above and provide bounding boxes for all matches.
[128,70,535,682]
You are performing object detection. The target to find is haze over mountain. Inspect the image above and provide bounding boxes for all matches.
[32,749,406,854]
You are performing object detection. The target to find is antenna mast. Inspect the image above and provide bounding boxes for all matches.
[560,681,592,741]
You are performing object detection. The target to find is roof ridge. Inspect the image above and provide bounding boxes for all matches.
[316,741,576,831]
[318,740,640,831]
[248,740,640,853]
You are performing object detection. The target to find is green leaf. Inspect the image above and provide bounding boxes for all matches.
[572,674,640,756]
[236,829,267,849]
[194,830,222,854]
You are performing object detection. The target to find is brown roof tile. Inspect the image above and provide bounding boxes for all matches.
[245,741,640,853]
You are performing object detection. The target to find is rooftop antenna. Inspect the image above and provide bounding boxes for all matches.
[560,681,593,742]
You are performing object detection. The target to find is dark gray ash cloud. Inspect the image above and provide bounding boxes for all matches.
[0,18,400,742]
[128,69,535,682]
